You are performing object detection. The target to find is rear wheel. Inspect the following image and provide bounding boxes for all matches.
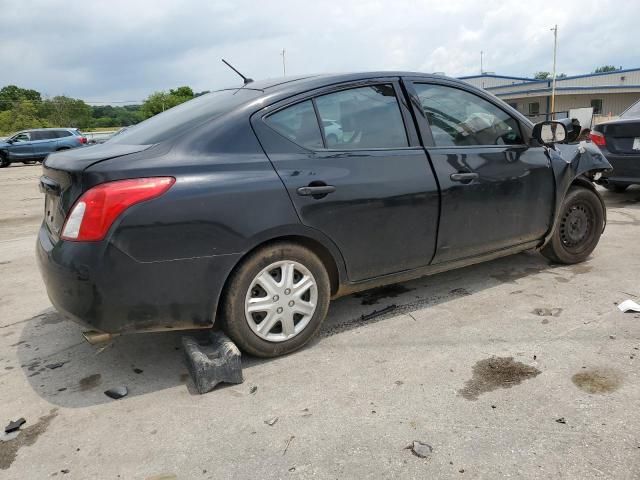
[603,184,628,193]
[541,186,604,264]
[220,242,330,357]
[0,154,9,168]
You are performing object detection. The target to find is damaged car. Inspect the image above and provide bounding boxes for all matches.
[37,72,611,357]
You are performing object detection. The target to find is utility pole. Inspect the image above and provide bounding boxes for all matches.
[480,50,484,74]
[550,24,558,119]
[281,49,286,76]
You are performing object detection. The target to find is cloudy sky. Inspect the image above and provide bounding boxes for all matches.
[1,0,638,104]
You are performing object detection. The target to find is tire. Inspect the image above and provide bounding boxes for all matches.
[0,154,9,168]
[603,184,628,193]
[541,186,604,264]
[220,242,331,357]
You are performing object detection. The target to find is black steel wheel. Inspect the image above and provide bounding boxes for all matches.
[541,186,604,264]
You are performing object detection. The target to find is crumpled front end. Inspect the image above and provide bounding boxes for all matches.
[542,141,612,247]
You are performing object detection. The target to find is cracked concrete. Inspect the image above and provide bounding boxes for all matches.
[1,164,640,479]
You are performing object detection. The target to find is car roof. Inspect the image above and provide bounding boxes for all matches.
[21,128,77,132]
[236,71,454,93]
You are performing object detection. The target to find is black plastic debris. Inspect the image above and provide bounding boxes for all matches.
[5,418,26,433]
[104,386,128,400]
[249,385,257,394]
[182,331,243,394]
[405,440,433,459]
[555,417,567,424]
[45,361,67,370]
[361,304,397,322]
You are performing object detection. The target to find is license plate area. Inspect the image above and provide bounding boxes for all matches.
[44,193,61,234]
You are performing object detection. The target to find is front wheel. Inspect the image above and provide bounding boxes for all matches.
[220,242,331,357]
[0,154,9,168]
[541,186,604,264]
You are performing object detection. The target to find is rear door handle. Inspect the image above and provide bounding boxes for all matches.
[450,172,479,183]
[296,185,336,197]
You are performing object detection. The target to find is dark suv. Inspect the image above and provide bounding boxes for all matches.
[0,128,87,167]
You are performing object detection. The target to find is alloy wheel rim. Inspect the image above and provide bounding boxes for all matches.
[245,260,318,342]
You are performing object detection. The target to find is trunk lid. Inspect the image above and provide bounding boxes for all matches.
[596,118,640,155]
[44,142,151,172]
[41,143,152,240]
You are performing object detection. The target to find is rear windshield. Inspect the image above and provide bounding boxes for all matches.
[109,89,261,145]
[620,99,640,119]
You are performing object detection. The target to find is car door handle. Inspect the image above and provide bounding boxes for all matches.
[450,172,479,183]
[296,185,336,197]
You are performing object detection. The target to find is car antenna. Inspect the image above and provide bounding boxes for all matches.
[221,59,254,85]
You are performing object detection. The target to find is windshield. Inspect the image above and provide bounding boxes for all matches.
[620,99,640,119]
[110,88,262,145]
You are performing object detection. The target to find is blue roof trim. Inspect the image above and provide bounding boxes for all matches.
[493,84,640,96]
[480,67,640,90]
[458,74,534,81]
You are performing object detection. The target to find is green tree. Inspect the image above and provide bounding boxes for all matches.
[534,72,566,80]
[39,96,93,129]
[0,85,42,112]
[0,100,50,133]
[593,65,618,73]
[141,86,195,119]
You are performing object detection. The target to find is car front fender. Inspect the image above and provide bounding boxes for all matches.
[540,141,612,249]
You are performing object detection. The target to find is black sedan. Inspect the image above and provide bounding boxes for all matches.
[592,99,640,192]
[37,72,611,357]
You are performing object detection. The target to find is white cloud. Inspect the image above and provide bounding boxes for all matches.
[1,0,638,101]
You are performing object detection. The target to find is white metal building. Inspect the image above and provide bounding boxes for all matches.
[459,68,640,123]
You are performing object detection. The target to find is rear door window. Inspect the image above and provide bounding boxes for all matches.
[315,84,408,149]
[56,130,72,138]
[265,100,324,149]
[413,83,524,147]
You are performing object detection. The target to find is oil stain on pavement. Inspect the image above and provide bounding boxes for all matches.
[572,368,622,394]
[79,373,102,391]
[458,357,541,401]
[353,284,413,305]
[0,409,58,470]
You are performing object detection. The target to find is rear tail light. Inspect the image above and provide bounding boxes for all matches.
[61,177,175,241]
[589,130,606,147]
[78,136,87,144]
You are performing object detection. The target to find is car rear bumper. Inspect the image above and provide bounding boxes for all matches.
[598,149,640,185]
[36,224,241,334]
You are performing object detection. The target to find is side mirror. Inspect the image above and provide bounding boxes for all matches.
[532,119,573,145]
[6,139,14,144]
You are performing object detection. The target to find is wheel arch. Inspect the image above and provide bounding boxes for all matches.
[541,142,611,249]
[213,230,347,326]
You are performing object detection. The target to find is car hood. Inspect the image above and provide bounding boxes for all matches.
[44,142,152,172]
